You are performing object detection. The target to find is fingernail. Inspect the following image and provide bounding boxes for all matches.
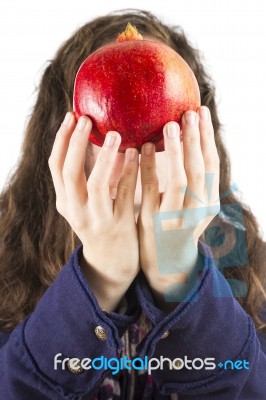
[167,123,177,138]
[185,112,196,126]
[126,149,136,161]
[77,117,87,131]
[144,143,153,156]
[106,133,116,147]
[62,112,72,126]
[199,106,209,121]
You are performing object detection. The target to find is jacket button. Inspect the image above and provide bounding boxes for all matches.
[173,359,183,369]
[160,330,170,339]
[95,325,108,340]
[67,358,83,374]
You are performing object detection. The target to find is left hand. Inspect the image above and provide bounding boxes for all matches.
[137,106,220,312]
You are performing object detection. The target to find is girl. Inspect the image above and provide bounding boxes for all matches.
[0,9,265,400]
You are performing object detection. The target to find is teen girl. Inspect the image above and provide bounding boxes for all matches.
[0,9,265,400]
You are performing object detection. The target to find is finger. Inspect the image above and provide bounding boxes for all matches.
[182,111,205,208]
[160,121,187,212]
[114,148,139,219]
[63,116,92,207]
[198,106,220,203]
[108,152,126,199]
[48,112,76,198]
[88,131,122,216]
[139,143,160,216]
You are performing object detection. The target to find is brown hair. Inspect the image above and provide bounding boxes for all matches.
[0,9,265,331]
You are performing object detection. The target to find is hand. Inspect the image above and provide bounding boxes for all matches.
[137,106,220,312]
[48,113,140,312]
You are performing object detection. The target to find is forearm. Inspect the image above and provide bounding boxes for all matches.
[135,244,266,399]
[0,245,140,399]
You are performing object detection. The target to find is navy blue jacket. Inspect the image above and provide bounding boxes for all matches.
[0,243,266,399]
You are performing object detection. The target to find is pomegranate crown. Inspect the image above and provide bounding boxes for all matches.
[117,23,143,43]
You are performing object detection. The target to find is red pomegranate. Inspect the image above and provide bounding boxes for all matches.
[73,23,200,152]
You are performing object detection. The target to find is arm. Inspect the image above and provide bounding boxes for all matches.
[136,107,266,398]
[0,112,141,399]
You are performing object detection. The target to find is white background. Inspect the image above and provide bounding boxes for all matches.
[0,0,266,238]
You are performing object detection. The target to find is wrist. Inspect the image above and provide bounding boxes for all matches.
[80,250,135,313]
[144,250,200,313]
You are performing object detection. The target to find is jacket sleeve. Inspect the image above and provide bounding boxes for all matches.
[135,241,266,399]
[0,244,141,400]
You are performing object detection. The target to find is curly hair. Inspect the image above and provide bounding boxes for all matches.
[0,9,265,331]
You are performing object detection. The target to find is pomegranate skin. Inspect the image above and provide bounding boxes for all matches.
[73,40,200,152]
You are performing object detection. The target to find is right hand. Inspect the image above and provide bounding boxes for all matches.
[48,112,140,312]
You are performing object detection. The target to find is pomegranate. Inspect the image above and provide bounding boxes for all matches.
[73,23,200,152]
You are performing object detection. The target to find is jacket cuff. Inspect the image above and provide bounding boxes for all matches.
[23,245,140,397]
